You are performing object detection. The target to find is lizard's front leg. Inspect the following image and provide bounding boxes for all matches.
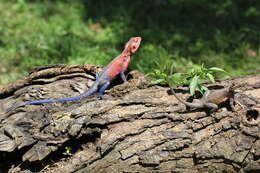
[120,71,127,82]
[97,81,111,99]
[205,102,218,112]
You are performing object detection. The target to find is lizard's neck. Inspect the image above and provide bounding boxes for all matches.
[121,49,132,57]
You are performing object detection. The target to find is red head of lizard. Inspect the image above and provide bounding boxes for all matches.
[123,37,142,56]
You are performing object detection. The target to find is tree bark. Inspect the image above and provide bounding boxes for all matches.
[0,64,259,173]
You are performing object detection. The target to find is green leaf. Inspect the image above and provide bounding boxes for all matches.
[151,79,166,85]
[168,73,186,85]
[206,73,215,83]
[189,75,199,95]
[200,85,208,93]
[171,73,183,80]
[209,67,226,73]
[145,72,155,77]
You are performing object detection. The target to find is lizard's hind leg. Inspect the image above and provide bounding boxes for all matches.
[97,81,110,99]
[205,102,218,112]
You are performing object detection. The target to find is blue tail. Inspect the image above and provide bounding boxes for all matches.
[25,87,97,105]
[7,87,97,112]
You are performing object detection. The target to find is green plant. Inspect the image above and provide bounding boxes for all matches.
[186,64,226,94]
[63,146,73,156]
[147,63,226,95]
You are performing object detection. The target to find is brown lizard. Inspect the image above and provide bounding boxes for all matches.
[170,84,238,112]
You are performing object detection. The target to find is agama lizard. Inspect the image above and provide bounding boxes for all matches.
[170,84,237,112]
[8,37,142,111]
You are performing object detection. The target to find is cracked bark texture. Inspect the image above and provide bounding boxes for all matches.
[0,64,259,173]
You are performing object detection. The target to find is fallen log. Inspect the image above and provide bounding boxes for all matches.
[0,64,259,173]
